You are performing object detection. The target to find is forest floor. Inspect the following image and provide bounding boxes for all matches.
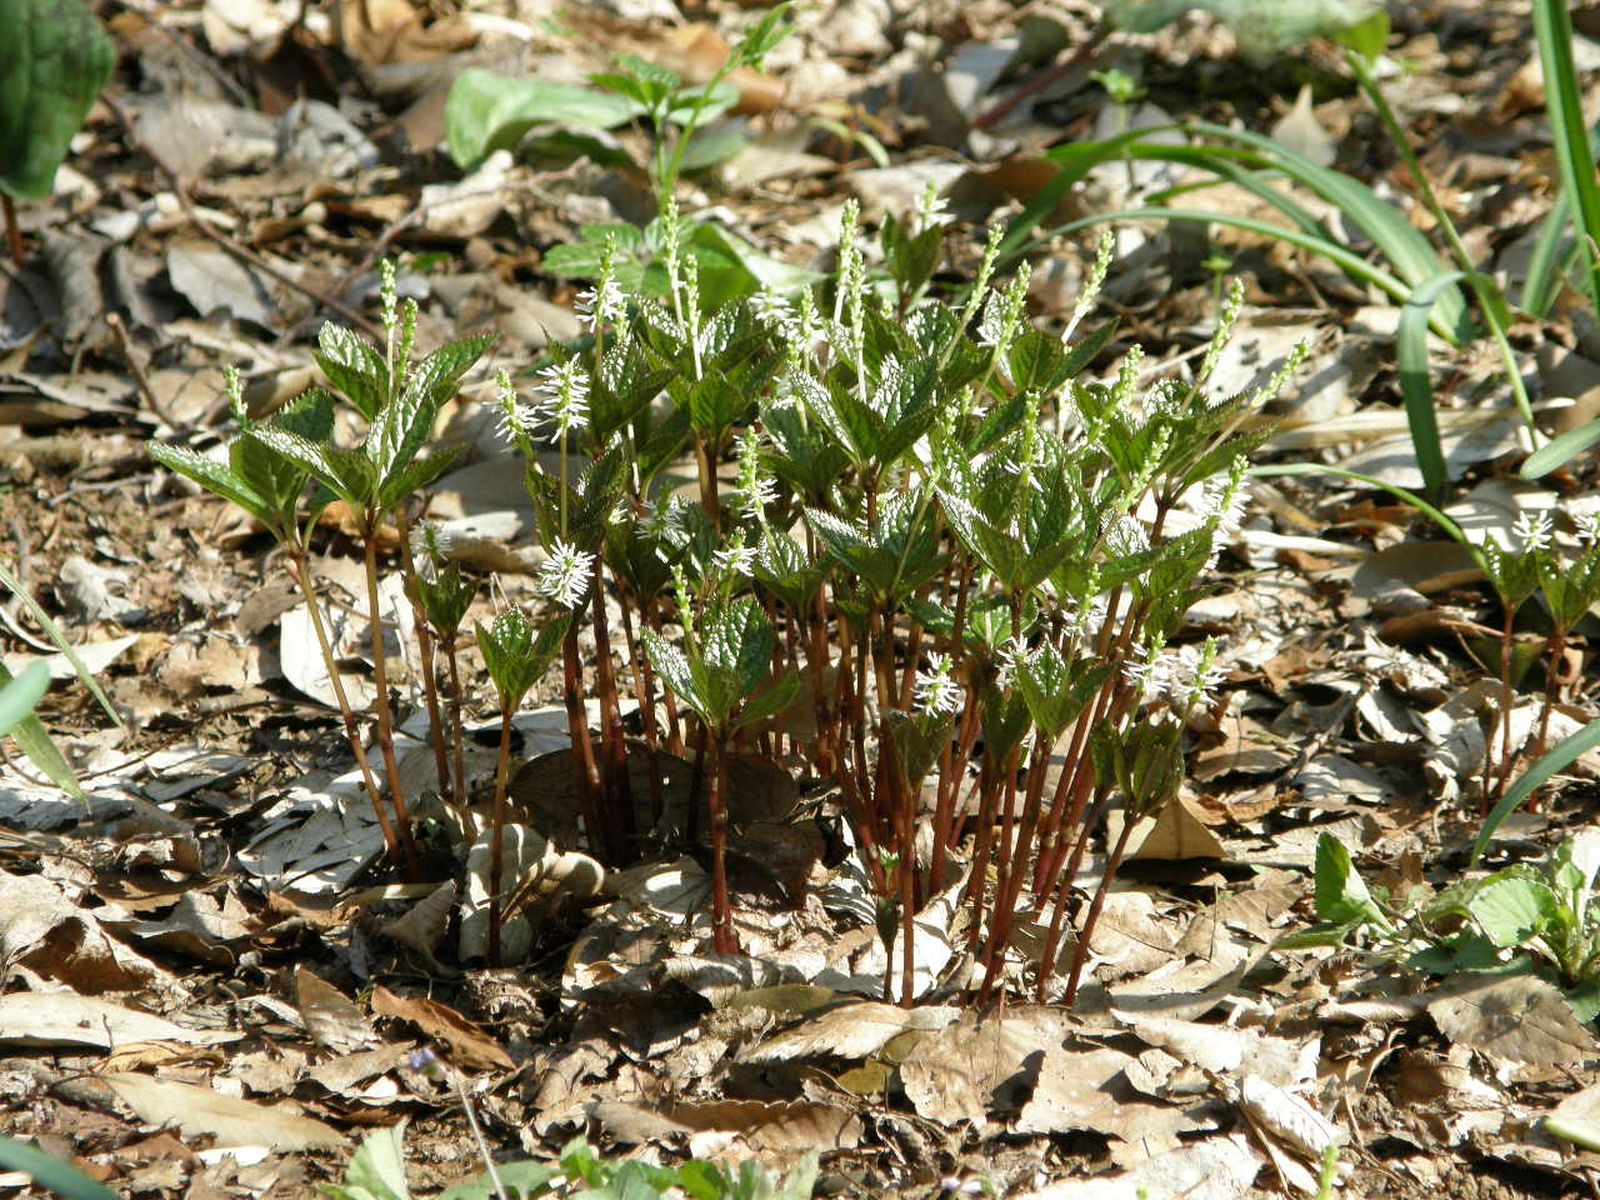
[5,1,1600,1197]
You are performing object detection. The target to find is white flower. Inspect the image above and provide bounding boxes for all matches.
[1512,509,1553,554]
[532,360,590,444]
[995,636,1029,689]
[712,544,758,577]
[914,651,964,716]
[576,276,627,331]
[1576,511,1600,547]
[1134,643,1224,707]
[493,369,537,447]
[751,287,796,336]
[409,522,455,584]
[535,539,596,610]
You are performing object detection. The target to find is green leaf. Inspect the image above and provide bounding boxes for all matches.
[476,610,565,710]
[1468,871,1560,948]
[326,1124,412,1200]
[1535,0,1600,312]
[148,442,275,527]
[0,1134,118,1200]
[0,659,48,738]
[437,1161,558,1200]
[315,323,389,421]
[1473,716,1600,865]
[643,629,707,722]
[445,68,642,171]
[367,331,487,490]
[1521,417,1600,480]
[0,557,119,732]
[378,446,465,513]
[731,669,803,734]
[0,0,115,201]
[1101,0,1383,60]
[248,427,377,510]
[1313,832,1384,927]
[1395,270,1468,500]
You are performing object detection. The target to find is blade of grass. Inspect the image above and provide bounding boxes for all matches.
[0,659,48,736]
[1030,207,1422,310]
[1250,461,1478,559]
[1521,191,1572,319]
[1520,417,1600,480]
[0,660,85,799]
[1471,715,1600,865]
[1191,121,1471,340]
[0,557,124,729]
[1534,0,1600,311]
[1396,270,1468,500]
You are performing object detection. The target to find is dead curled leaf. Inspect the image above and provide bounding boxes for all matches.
[98,1072,345,1152]
[1426,973,1599,1065]
[371,984,513,1072]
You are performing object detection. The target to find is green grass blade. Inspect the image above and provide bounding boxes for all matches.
[1396,270,1468,500]
[0,1136,118,1200]
[1249,462,1478,558]
[1036,207,1419,308]
[1472,716,1600,865]
[0,659,48,737]
[0,557,122,729]
[0,661,85,799]
[1190,121,1470,340]
[1520,417,1600,479]
[997,126,1169,263]
[1521,191,1571,318]
[1534,0,1600,311]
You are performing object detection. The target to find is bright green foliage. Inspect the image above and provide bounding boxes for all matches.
[1291,828,1600,1021]
[0,0,115,201]
[322,1124,816,1200]
[477,609,566,712]
[0,660,48,739]
[445,69,642,171]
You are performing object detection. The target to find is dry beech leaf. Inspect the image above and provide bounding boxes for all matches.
[899,1006,1070,1125]
[371,984,512,1072]
[1426,973,1598,1064]
[294,966,378,1053]
[0,868,166,993]
[0,992,240,1049]
[742,1001,961,1063]
[99,1072,344,1152]
[1235,1074,1346,1161]
[379,879,456,964]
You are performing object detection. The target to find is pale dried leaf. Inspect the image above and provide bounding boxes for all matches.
[0,992,240,1049]
[742,1001,961,1063]
[1427,974,1598,1064]
[100,1072,345,1151]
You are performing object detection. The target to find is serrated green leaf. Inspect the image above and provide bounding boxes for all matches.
[315,324,389,420]
[0,0,115,201]
[248,427,376,509]
[643,630,706,719]
[148,442,275,526]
